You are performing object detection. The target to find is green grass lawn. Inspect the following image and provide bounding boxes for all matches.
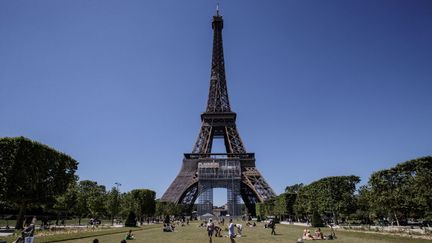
[1,222,431,243]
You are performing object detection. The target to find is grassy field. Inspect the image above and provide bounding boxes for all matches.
[1,222,431,243]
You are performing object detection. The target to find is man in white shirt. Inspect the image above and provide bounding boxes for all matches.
[228,219,236,243]
[207,218,215,243]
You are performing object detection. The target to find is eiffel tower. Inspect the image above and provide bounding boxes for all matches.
[161,9,276,216]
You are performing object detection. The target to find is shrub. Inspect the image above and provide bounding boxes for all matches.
[125,211,137,227]
[311,211,324,227]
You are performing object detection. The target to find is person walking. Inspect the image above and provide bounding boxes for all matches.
[206,218,215,243]
[269,219,276,235]
[228,219,236,243]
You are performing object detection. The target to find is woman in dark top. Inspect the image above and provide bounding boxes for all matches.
[12,216,36,243]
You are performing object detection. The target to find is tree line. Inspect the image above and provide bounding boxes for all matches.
[256,156,432,226]
[2,137,431,228]
[0,137,170,229]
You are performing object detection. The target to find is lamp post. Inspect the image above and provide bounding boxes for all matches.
[113,182,121,225]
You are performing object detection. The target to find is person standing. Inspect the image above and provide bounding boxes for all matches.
[228,219,236,243]
[206,218,215,243]
[269,219,276,235]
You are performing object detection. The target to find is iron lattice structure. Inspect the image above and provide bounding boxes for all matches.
[161,11,276,216]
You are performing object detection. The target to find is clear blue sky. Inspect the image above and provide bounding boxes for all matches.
[1,1,431,205]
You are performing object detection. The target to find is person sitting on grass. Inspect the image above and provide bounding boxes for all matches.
[214,225,222,237]
[323,225,336,240]
[125,229,135,240]
[302,229,314,240]
[235,223,243,236]
[314,228,324,239]
[163,223,173,232]
[12,216,36,243]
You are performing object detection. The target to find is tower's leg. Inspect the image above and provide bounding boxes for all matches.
[227,180,241,216]
[198,185,213,216]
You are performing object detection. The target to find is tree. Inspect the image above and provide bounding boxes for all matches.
[367,156,432,225]
[285,183,304,194]
[106,186,121,225]
[0,137,78,229]
[131,189,155,224]
[87,184,107,218]
[79,180,106,219]
[255,203,265,219]
[121,189,156,224]
[274,194,288,221]
[53,181,78,224]
[294,175,360,224]
[274,192,297,221]
[354,185,373,224]
[120,192,135,219]
[155,201,183,218]
[255,198,276,220]
[74,180,107,224]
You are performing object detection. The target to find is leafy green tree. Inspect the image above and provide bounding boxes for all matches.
[53,181,78,224]
[255,202,265,219]
[294,185,315,219]
[294,175,360,224]
[106,186,121,225]
[285,183,304,194]
[85,181,107,218]
[130,189,156,224]
[121,189,156,224]
[255,198,276,219]
[354,185,373,224]
[0,137,78,229]
[367,157,432,225]
[274,194,288,220]
[120,192,135,219]
[75,180,106,224]
[75,182,89,225]
[155,201,183,217]
[274,192,297,221]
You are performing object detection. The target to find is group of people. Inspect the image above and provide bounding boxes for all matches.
[14,215,339,243]
[163,223,175,232]
[88,218,101,228]
[302,228,323,240]
[204,218,241,243]
[163,217,190,232]
[299,227,336,241]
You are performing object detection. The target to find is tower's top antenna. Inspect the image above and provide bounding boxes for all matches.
[216,3,220,16]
